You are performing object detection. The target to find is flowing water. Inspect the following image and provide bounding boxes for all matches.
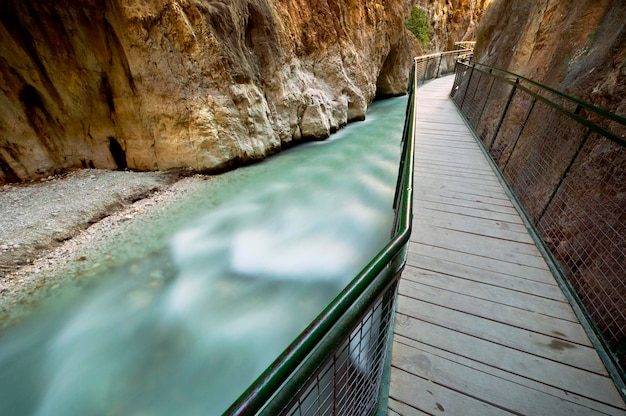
[0,95,407,415]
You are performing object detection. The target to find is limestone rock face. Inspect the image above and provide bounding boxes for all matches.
[0,0,420,183]
[412,0,491,52]
[475,0,626,116]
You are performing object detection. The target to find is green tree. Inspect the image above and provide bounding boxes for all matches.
[405,7,432,46]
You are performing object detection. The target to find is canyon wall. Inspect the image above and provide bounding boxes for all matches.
[475,0,626,116]
[412,0,490,52]
[0,0,421,183]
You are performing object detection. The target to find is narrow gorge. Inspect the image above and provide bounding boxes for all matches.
[0,0,414,183]
[0,0,492,184]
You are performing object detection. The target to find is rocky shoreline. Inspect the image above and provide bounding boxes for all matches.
[0,168,205,328]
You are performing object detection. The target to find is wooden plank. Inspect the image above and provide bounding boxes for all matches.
[413,161,495,177]
[413,158,490,172]
[414,141,482,149]
[414,189,513,211]
[412,183,512,205]
[413,156,493,170]
[407,243,558,285]
[412,153,488,166]
[414,142,481,151]
[392,335,625,416]
[396,293,605,373]
[413,200,529,232]
[413,192,520,216]
[413,145,489,157]
[413,172,505,192]
[389,366,512,415]
[402,265,577,322]
[411,219,539,254]
[413,167,503,187]
[404,254,566,300]
[414,188,510,205]
[413,155,494,172]
[393,315,625,408]
[413,195,522,214]
[387,398,430,416]
[414,122,472,134]
[416,118,467,127]
[414,177,512,201]
[410,224,546,267]
[412,213,534,243]
[397,278,590,346]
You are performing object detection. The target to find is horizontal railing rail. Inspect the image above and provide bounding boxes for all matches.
[450,58,626,397]
[414,48,474,86]
[223,62,420,416]
[454,40,476,50]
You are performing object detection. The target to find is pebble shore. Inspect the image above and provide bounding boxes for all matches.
[0,168,204,328]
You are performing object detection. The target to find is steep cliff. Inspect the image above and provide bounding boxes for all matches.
[412,0,490,52]
[475,0,626,117]
[0,0,420,183]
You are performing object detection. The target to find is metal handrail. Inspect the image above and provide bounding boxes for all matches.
[450,57,626,399]
[455,59,626,146]
[414,49,474,85]
[454,41,476,50]
[224,61,418,416]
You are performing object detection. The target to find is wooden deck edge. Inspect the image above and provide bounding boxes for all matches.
[449,93,626,403]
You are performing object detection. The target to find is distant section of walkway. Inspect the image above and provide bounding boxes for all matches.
[387,76,626,415]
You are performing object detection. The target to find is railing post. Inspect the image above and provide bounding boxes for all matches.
[535,114,590,226]
[459,63,475,110]
[502,97,536,172]
[475,69,495,135]
[436,53,443,78]
[488,77,519,152]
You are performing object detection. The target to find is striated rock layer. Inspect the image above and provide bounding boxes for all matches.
[0,0,421,183]
[475,0,626,116]
[412,0,491,52]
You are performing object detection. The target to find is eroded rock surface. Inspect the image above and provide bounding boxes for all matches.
[413,0,490,52]
[475,0,626,115]
[0,0,422,183]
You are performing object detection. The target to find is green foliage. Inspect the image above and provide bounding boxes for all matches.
[405,7,432,46]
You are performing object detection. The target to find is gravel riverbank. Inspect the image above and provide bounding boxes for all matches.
[0,168,205,328]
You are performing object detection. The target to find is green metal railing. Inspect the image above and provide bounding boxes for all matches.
[223,64,419,416]
[414,48,473,86]
[450,59,626,394]
[454,40,476,51]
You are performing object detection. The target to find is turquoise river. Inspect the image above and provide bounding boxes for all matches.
[0,95,408,415]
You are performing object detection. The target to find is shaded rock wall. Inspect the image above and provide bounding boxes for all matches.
[412,0,490,52]
[475,0,626,116]
[0,0,420,183]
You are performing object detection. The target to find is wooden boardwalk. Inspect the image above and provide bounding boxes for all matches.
[387,76,626,415]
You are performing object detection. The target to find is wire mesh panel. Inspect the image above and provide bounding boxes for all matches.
[536,134,626,361]
[281,281,398,416]
[415,49,473,88]
[501,101,590,220]
[451,60,626,375]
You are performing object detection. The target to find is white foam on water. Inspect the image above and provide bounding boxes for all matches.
[230,228,359,280]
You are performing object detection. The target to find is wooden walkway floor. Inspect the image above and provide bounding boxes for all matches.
[387,76,626,416]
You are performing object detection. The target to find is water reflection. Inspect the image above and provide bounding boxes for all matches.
[0,96,407,415]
